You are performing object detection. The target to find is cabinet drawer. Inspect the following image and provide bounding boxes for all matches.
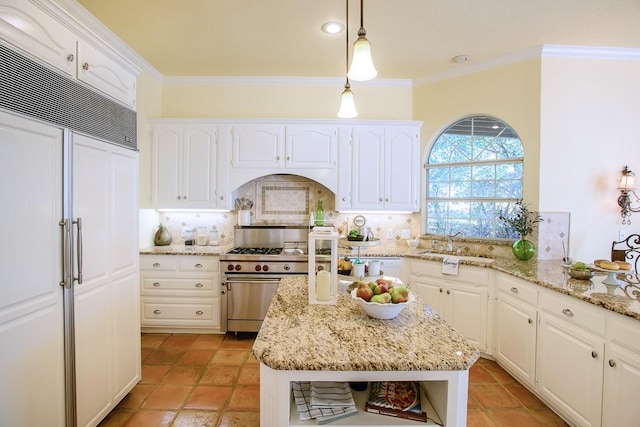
[496,275,538,306]
[410,260,490,285]
[140,256,179,271]
[607,313,640,353]
[142,277,215,291]
[539,291,606,336]
[178,257,218,272]
[142,300,216,321]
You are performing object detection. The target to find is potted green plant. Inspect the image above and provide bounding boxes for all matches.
[498,199,543,261]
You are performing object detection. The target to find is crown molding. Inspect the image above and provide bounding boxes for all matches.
[541,45,640,60]
[161,75,413,87]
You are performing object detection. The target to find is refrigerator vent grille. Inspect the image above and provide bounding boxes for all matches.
[0,43,136,149]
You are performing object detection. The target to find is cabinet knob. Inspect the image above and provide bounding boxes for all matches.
[183,196,187,200]
[379,198,383,202]
[562,308,574,317]
[195,263,203,268]
[177,196,181,200]
[66,53,75,62]
[528,318,533,324]
[82,62,89,71]
[286,156,291,161]
[385,198,389,202]
[342,197,346,201]
[439,288,443,293]
[153,309,161,315]
[152,263,161,268]
[591,351,598,359]
[510,287,519,294]
[446,289,450,295]
[195,283,204,288]
[609,359,616,367]
[276,156,280,160]
[152,282,160,287]
[195,310,204,315]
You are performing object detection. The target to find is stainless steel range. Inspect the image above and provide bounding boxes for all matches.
[220,225,331,333]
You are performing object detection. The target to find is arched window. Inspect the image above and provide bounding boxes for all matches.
[426,116,524,239]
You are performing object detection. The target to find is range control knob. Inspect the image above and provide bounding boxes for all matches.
[255,265,262,272]
[227,264,234,271]
[234,264,241,271]
[283,264,291,271]
[263,265,269,272]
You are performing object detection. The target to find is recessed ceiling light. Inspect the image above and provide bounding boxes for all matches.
[451,55,470,64]
[322,21,344,34]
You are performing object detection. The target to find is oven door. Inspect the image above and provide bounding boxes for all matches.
[223,276,281,333]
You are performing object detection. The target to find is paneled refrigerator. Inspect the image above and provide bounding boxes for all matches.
[0,42,140,426]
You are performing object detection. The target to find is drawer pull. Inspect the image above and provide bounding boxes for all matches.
[510,287,519,293]
[528,318,533,324]
[609,359,616,367]
[195,310,204,315]
[153,282,160,287]
[195,263,203,268]
[562,308,574,317]
[591,351,598,359]
[153,309,161,315]
[82,62,89,71]
[67,53,75,62]
[195,283,204,288]
[153,263,161,267]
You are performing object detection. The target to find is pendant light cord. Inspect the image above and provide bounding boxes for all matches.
[359,0,363,28]
[345,0,350,84]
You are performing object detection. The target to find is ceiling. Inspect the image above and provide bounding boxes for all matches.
[74,0,640,80]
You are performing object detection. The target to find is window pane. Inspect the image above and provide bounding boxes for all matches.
[472,180,495,198]
[429,182,450,198]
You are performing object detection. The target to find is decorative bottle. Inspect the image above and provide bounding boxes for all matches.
[315,200,324,226]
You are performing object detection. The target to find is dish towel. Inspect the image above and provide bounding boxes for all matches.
[292,381,357,424]
[310,381,357,408]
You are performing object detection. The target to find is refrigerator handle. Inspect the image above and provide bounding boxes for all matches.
[59,219,71,288]
[74,217,83,284]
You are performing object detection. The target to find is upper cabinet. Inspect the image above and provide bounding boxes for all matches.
[152,123,228,209]
[0,0,138,108]
[230,124,285,169]
[339,123,420,211]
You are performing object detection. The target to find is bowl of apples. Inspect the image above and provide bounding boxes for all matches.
[351,279,415,319]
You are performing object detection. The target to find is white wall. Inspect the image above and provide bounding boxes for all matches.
[539,56,640,261]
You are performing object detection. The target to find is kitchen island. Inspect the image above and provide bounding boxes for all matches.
[252,276,479,426]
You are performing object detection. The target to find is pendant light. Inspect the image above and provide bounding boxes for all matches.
[347,0,377,81]
[338,0,358,118]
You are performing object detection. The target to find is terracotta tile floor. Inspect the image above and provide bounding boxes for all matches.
[99,333,567,427]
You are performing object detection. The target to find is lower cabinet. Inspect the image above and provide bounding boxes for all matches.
[494,275,538,389]
[409,260,490,352]
[140,255,221,333]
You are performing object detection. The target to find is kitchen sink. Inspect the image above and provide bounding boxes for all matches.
[417,251,496,265]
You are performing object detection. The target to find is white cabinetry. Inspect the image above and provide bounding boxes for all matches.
[0,0,137,108]
[140,255,221,333]
[410,259,490,352]
[536,291,606,427]
[342,124,420,211]
[602,313,640,427]
[151,122,227,209]
[494,274,538,388]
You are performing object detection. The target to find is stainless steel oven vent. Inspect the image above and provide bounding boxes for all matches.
[0,43,136,149]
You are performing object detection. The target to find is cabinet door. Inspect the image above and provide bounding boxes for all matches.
[445,283,488,352]
[182,125,218,209]
[0,0,76,77]
[151,125,182,208]
[351,126,384,210]
[494,294,537,388]
[76,40,136,108]
[410,275,445,316]
[285,125,337,169]
[231,124,284,168]
[385,126,419,211]
[336,126,352,210]
[602,344,640,427]
[537,313,603,427]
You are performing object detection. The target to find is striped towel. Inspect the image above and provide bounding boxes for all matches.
[310,382,356,408]
[292,381,357,424]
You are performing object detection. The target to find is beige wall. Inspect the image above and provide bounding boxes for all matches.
[412,59,542,208]
[539,56,640,261]
[160,79,413,120]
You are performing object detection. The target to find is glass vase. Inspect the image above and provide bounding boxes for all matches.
[512,237,536,261]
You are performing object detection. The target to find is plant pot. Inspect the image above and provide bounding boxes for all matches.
[154,224,172,246]
[512,238,536,261]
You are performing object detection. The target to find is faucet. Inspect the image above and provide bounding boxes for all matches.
[447,231,462,252]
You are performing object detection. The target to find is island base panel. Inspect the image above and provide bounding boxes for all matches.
[260,363,469,427]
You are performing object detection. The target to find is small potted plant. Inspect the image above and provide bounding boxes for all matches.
[498,199,543,261]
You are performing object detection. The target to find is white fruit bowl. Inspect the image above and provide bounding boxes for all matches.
[350,289,416,320]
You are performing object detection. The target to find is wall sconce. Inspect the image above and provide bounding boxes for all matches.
[618,165,640,225]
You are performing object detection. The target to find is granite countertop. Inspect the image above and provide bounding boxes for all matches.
[252,276,480,371]
[139,244,232,255]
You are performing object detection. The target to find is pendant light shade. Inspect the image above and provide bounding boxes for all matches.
[338,81,358,118]
[347,0,377,81]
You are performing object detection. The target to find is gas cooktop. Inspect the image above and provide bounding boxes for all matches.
[226,247,283,255]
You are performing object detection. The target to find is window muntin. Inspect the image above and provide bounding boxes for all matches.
[426,116,524,238]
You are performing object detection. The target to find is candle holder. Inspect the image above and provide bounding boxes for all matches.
[308,227,338,305]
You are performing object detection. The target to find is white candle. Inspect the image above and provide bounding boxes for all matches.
[316,270,331,301]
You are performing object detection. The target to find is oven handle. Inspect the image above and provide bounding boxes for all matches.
[223,277,283,285]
